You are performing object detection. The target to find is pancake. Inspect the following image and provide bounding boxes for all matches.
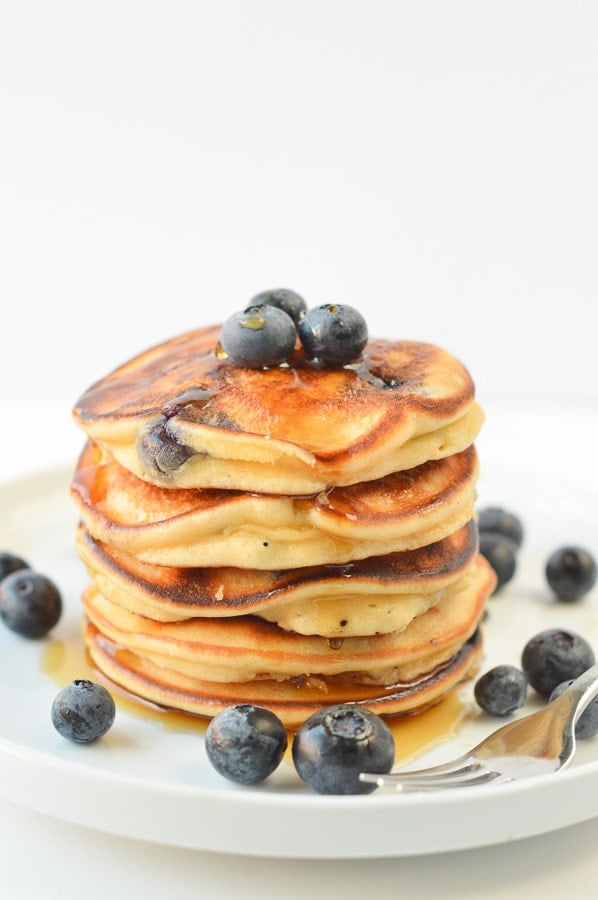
[76,520,479,635]
[82,554,492,685]
[86,624,483,728]
[73,326,484,494]
[71,442,479,569]
[71,311,493,729]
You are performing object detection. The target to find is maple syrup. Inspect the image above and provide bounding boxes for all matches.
[387,691,474,764]
[41,632,472,763]
[41,634,208,736]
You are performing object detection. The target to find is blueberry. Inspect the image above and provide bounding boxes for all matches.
[0,570,62,638]
[549,680,598,739]
[138,422,195,475]
[521,629,595,697]
[297,304,368,367]
[248,288,307,323]
[205,704,287,785]
[0,551,30,582]
[218,305,297,368]
[292,704,394,794]
[474,665,528,716]
[477,506,524,548]
[545,546,597,602]
[478,532,518,594]
[51,679,116,743]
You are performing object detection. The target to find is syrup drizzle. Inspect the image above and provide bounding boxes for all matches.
[41,633,473,763]
[41,635,208,736]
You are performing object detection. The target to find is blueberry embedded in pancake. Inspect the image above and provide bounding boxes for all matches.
[72,327,484,493]
[70,304,494,729]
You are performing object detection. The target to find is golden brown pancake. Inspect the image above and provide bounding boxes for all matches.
[71,318,493,728]
[82,556,494,727]
[83,556,493,684]
[73,326,484,494]
[82,554,492,685]
[76,520,479,635]
[71,442,479,568]
[84,627,484,730]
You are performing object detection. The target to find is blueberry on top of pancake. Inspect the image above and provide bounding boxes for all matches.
[73,326,483,493]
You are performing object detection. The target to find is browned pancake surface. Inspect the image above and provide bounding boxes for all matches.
[81,554,493,684]
[74,328,475,452]
[85,625,483,728]
[72,327,482,491]
[71,442,478,567]
[76,520,478,617]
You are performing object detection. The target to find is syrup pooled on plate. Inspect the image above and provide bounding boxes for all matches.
[40,631,473,764]
[41,634,208,736]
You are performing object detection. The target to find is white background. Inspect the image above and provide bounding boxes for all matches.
[1,0,597,414]
[1,2,598,899]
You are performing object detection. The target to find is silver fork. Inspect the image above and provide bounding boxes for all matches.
[360,664,598,792]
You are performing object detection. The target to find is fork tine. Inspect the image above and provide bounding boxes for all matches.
[359,758,484,788]
[359,753,497,790]
[360,666,598,792]
[360,768,502,791]
[379,753,478,781]
[385,761,482,782]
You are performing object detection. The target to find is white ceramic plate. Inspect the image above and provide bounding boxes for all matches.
[0,464,597,859]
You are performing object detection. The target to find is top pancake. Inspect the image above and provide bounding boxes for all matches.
[73,325,483,494]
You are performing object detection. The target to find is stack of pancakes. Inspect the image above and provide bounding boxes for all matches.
[71,325,495,728]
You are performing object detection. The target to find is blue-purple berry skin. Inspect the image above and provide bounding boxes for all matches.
[297,304,368,366]
[138,422,194,475]
[549,680,598,739]
[521,629,596,697]
[51,679,116,743]
[546,546,597,602]
[478,532,518,594]
[219,305,297,368]
[474,665,528,716]
[0,570,62,638]
[292,704,395,794]
[477,507,524,548]
[0,551,30,582]
[248,288,307,323]
[205,704,288,784]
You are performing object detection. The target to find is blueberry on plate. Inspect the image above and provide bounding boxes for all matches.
[248,288,307,323]
[0,551,30,582]
[292,703,395,794]
[218,305,297,368]
[205,704,288,785]
[478,532,518,594]
[521,628,595,697]
[297,304,368,367]
[51,679,116,743]
[549,679,598,739]
[474,664,528,716]
[545,546,597,602]
[0,570,62,638]
[477,506,524,548]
